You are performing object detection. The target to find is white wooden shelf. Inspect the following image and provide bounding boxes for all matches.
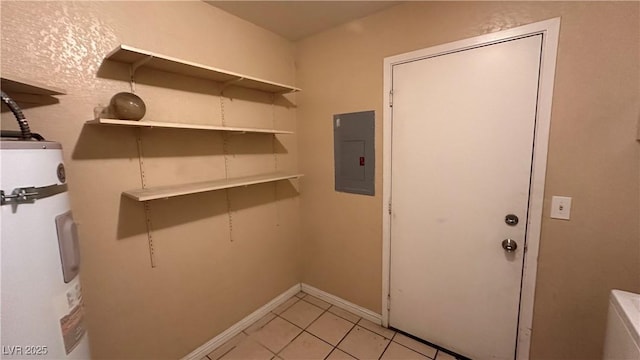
[1,75,66,95]
[105,45,301,94]
[87,118,293,134]
[123,172,303,201]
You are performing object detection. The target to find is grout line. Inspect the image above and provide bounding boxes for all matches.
[390,337,435,360]
[324,347,339,360]
[391,328,464,360]
[271,296,300,315]
[242,313,277,338]
[306,304,336,360]
[241,291,405,360]
[305,310,325,330]
[300,294,332,310]
[333,321,359,359]
[274,313,304,333]
[301,284,382,324]
[213,345,235,360]
[252,339,276,359]
[357,317,396,340]
[300,295,329,311]
[276,299,351,360]
[329,310,361,359]
[327,305,361,324]
[278,296,326,331]
[314,304,330,325]
[275,304,324,332]
[378,337,394,360]
[302,330,335,352]
[274,326,305,357]
[338,347,360,360]
[334,320,357,347]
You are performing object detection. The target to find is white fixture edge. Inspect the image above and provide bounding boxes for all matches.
[123,172,304,202]
[181,283,301,360]
[106,44,301,93]
[87,118,294,135]
[301,283,382,325]
[382,17,561,360]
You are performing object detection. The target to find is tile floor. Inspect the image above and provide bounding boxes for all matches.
[203,291,459,360]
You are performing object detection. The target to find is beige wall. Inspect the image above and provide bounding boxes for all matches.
[1,1,299,359]
[296,2,639,359]
[2,1,639,359]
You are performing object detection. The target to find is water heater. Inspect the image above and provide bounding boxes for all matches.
[1,140,91,359]
[1,90,90,358]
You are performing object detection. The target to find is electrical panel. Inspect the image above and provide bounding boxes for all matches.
[333,110,375,196]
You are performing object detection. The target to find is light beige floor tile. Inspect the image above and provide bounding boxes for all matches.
[328,305,360,323]
[435,351,458,360]
[280,299,324,328]
[393,333,437,358]
[381,342,430,360]
[250,316,302,353]
[201,357,210,360]
[220,337,274,360]
[207,332,248,360]
[306,311,354,346]
[302,295,331,310]
[295,292,307,299]
[245,313,277,335]
[358,318,395,339]
[326,348,357,360]
[272,297,299,315]
[279,332,333,360]
[338,325,390,360]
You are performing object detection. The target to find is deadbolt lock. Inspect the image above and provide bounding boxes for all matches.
[505,214,519,226]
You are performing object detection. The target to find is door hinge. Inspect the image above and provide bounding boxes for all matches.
[387,294,391,311]
[389,90,393,107]
[388,201,392,215]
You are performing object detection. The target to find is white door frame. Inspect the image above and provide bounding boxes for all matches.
[382,18,560,359]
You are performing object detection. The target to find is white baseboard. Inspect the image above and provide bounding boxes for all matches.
[301,283,382,325]
[181,283,301,360]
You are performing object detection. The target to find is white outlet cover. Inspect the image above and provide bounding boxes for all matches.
[551,196,572,220]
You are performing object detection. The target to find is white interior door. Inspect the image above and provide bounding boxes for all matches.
[389,35,543,360]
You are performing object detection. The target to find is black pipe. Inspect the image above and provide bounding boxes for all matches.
[1,90,31,140]
[1,130,44,141]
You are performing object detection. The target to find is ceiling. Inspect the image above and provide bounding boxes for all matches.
[205,1,400,41]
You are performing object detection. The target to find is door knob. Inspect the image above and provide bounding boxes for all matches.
[501,239,518,252]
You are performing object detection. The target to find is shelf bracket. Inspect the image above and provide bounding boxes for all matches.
[220,77,244,95]
[276,88,297,95]
[129,55,154,93]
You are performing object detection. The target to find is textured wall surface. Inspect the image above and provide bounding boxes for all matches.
[1,2,299,359]
[296,2,639,359]
[3,2,639,359]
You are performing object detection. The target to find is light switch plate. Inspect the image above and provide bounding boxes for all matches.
[551,196,572,220]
